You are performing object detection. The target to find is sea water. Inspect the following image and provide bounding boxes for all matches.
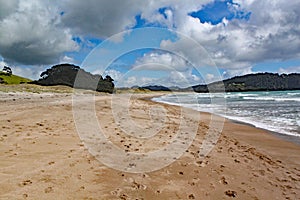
[153,90,300,137]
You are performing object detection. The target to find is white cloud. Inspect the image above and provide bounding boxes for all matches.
[158,0,300,78]
[110,68,203,88]
[278,66,300,74]
[0,0,78,65]
[222,67,253,79]
[161,69,201,87]
[1,0,300,84]
[60,0,212,38]
[205,73,215,82]
[103,69,123,81]
[117,76,158,88]
[11,65,46,80]
[0,0,18,20]
[133,52,189,72]
[60,55,76,64]
[0,60,46,80]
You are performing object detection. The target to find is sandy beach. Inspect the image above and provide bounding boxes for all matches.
[1,88,300,199]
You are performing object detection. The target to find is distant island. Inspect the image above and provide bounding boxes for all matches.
[139,85,172,91]
[192,73,300,93]
[32,64,115,93]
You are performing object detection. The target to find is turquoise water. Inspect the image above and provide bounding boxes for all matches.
[153,90,300,137]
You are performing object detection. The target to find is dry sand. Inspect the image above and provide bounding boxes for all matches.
[0,89,300,199]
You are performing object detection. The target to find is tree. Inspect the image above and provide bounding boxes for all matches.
[36,64,115,93]
[40,68,52,78]
[2,66,12,75]
[104,75,114,82]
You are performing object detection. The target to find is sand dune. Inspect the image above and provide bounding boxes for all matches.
[0,91,299,199]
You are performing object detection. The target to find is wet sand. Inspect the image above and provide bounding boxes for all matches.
[0,90,300,199]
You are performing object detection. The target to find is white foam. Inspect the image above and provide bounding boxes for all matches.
[242,96,300,102]
[153,92,300,138]
[220,115,300,137]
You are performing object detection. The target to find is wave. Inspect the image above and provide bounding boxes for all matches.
[242,96,300,102]
[221,115,300,137]
[152,91,300,138]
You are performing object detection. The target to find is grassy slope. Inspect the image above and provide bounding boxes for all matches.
[0,72,32,84]
[0,84,74,93]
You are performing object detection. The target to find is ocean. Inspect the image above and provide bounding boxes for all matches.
[153,90,300,137]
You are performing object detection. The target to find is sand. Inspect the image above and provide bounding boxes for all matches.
[0,89,300,199]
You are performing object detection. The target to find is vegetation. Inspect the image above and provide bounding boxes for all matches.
[139,85,171,91]
[2,66,12,75]
[193,73,300,92]
[0,84,73,93]
[33,63,115,93]
[0,70,32,84]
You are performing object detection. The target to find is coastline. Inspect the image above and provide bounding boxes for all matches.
[151,92,300,146]
[1,90,300,199]
[228,118,300,146]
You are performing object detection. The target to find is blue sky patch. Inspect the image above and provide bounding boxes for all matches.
[189,0,251,25]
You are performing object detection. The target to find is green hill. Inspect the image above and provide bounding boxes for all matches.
[0,72,32,84]
[35,64,115,93]
[192,73,300,92]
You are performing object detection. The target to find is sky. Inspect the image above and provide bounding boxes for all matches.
[0,0,299,87]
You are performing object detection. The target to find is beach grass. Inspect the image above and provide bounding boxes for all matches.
[0,83,73,93]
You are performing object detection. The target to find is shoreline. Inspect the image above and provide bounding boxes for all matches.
[151,93,300,146]
[228,118,300,146]
[1,90,300,199]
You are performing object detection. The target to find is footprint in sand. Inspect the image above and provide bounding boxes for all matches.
[119,193,128,200]
[79,186,85,190]
[188,178,200,186]
[225,190,237,197]
[220,176,228,185]
[44,186,54,193]
[48,161,55,165]
[111,188,121,196]
[19,180,33,187]
[132,181,147,190]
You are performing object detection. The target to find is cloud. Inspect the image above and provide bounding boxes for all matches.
[116,75,157,88]
[60,0,212,38]
[222,67,253,79]
[0,0,78,65]
[0,0,19,20]
[105,67,203,88]
[0,60,46,80]
[103,69,123,81]
[160,36,215,68]
[159,0,300,77]
[278,66,300,74]
[61,0,143,38]
[11,65,46,80]
[59,55,76,64]
[0,0,299,84]
[161,69,201,87]
[133,52,189,72]
[205,73,216,83]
